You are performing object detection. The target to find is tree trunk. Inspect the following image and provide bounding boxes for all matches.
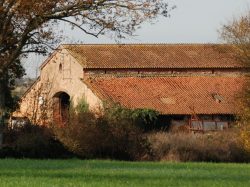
[0,78,6,112]
[0,78,5,147]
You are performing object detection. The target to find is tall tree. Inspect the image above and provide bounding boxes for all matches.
[220,11,250,151]
[0,0,172,112]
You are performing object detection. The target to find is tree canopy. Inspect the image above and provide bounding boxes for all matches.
[0,0,171,74]
[0,0,172,111]
[220,11,250,64]
[220,11,250,151]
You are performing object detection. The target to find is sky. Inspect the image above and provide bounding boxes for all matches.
[23,0,250,78]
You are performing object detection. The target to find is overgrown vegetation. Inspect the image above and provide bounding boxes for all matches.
[53,102,159,160]
[3,98,250,162]
[147,130,250,162]
[50,99,250,162]
[1,123,72,159]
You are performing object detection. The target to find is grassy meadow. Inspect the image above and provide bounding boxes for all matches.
[0,159,249,187]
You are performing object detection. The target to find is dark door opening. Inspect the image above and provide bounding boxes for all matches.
[53,92,70,125]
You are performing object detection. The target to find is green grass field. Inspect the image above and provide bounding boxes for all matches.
[0,159,249,187]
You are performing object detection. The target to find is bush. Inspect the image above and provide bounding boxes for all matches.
[147,130,250,162]
[53,103,156,160]
[1,124,73,158]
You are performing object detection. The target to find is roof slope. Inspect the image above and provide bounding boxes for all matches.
[63,44,244,69]
[84,76,246,115]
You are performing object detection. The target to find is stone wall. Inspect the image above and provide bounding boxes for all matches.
[19,49,102,125]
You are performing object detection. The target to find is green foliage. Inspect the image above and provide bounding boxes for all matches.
[0,59,25,114]
[74,97,89,113]
[103,103,159,130]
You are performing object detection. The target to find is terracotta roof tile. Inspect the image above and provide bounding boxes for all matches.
[84,76,246,115]
[63,44,245,69]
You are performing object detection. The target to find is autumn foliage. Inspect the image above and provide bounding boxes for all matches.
[0,0,173,112]
[220,11,250,152]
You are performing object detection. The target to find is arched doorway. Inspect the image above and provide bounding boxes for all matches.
[53,92,70,124]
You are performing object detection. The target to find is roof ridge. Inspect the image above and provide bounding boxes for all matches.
[62,43,226,46]
[86,74,245,79]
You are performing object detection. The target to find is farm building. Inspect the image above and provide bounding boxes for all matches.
[17,44,248,131]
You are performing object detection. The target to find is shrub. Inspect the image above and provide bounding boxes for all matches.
[102,103,159,131]
[1,124,72,158]
[147,130,250,162]
[74,97,89,113]
[53,103,156,160]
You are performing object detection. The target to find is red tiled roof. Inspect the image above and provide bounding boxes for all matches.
[84,76,246,115]
[63,44,245,69]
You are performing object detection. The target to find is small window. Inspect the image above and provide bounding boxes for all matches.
[59,63,62,72]
[160,97,176,105]
[212,93,224,103]
[38,96,44,105]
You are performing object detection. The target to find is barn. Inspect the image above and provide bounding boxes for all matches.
[17,44,248,131]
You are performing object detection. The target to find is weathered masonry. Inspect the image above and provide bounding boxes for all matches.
[17,44,248,131]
